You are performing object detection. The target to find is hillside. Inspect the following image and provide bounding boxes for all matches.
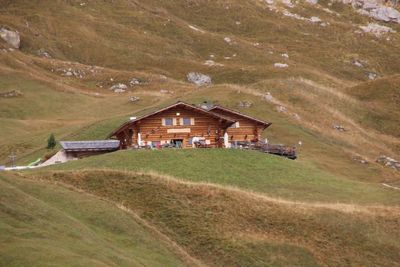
[1,0,400,265]
[9,169,400,266]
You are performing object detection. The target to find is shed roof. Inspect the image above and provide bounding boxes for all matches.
[60,140,120,152]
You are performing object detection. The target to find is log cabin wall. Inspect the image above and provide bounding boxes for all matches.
[128,106,227,148]
[210,109,265,143]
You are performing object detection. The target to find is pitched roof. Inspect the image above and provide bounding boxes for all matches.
[108,101,235,138]
[60,140,120,151]
[209,105,271,128]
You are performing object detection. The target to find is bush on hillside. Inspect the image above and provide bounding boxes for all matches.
[47,133,56,149]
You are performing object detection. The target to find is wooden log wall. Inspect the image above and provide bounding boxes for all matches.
[129,107,228,148]
[210,109,265,143]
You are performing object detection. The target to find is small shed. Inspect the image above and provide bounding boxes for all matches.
[60,140,120,158]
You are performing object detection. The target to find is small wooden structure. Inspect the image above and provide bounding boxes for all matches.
[60,140,120,158]
[108,101,272,149]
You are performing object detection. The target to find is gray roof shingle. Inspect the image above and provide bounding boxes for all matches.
[60,140,120,151]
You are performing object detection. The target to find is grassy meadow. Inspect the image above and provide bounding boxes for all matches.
[1,0,400,265]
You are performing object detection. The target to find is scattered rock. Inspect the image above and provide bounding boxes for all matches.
[353,155,369,164]
[292,113,301,120]
[337,0,400,24]
[276,105,287,113]
[187,72,212,86]
[0,90,23,98]
[353,60,364,67]
[188,25,205,33]
[281,53,289,59]
[203,60,224,67]
[0,27,20,49]
[282,0,295,8]
[309,16,322,23]
[369,6,400,23]
[274,63,289,68]
[306,0,318,4]
[224,37,232,44]
[37,48,51,58]
[359,23,396,37]
[376,155,400,170]
[262,92,275,102]
[160,89,172,94]
[110,83,128,93]
[368,72,377,80]
[128,78,146,87]
[58,67,89,78]
[332,124,346,132]
[238,100,253,108]
[129,96,140,102]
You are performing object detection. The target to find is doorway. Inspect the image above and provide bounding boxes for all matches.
[171,139,184,148]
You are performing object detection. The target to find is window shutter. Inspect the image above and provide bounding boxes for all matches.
[173,118,177,126]
[236,122,240,128]
[190,118,195,125]
[179,118,183,126]
[161,118,166,126]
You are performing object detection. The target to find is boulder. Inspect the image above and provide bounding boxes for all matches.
[37,48,51,58]
[368,72,377,80]
[0,27,20,49]
[110,83,128,92]
[376,155,400,170]
[274,63,289,68]
[369,6,400,23]
[129,78,147,87]
[129,96,140,102]
[238,101,253,108]
[276,105,287,113]
[187,72,212,86]
[359,23,396,37]
[353,60,364,67]
[332,124,346,132]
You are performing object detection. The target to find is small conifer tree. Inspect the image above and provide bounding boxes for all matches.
[47,133,56,149]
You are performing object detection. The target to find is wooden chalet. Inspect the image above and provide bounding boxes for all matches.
[109,101,271,149]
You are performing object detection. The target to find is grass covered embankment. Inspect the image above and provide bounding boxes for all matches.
[47,149,400,205]
[19,169,400,267]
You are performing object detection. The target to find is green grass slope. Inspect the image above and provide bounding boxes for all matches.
[48,149,400,205]
[0,173,194,267]
[23,169,400,267]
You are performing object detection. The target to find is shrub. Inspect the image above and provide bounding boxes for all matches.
[47,133,56,149]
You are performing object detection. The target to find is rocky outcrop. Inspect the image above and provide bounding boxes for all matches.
[359,23,396,37]
[336,0,400,23]
[110,83,127,93]
[0,90,23,98]
[187,72,212,86]
[376,155,400,170]
[0,27,20,49]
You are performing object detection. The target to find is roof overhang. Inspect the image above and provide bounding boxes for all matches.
[209,105,271,129]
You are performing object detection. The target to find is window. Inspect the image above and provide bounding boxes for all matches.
[163,118,173,126]
[183,118,191,125]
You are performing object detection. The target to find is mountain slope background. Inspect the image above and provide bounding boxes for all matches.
[1,0,400,265]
